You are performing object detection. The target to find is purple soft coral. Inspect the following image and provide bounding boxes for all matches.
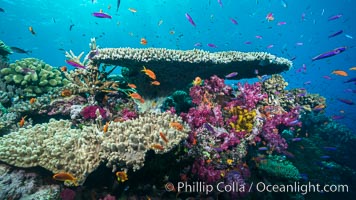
[227,82,267,110]
[81,105,107,120]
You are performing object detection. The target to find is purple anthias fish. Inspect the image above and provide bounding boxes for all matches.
[229,18,238,25]
[323,147,337,151]
[207,43,217,48]
[312,46,347,61]
[217,0,223,7]
[292,138,302,142]
[344,77,356,83]
[185,13,196,27]
[328,30,343,38]
[328,14,342,21]
[92,12,112,19]
[66,60,86,69]
[225,72,238,78]
[337,98,354,105]
[332,115,345,120]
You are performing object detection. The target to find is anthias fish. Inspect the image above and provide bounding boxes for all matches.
[312,46,347,61]
[328,30,343,38]
[185,13,196,27]
[66,60,86,69]
[92,12,112,19]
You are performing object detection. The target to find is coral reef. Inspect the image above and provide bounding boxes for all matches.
[0,164,60,199]
[0,112,189,185]
[91,48,292,96]
[0,58,68,97]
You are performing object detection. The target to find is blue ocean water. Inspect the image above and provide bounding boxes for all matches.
[1,0,355,131]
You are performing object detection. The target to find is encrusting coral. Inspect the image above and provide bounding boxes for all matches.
[0,112,189,185]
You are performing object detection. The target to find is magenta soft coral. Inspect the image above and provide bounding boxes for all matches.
[181,104,224,129]
[190,75,232,105]
[81,105,107,120]
[227,82,267,110]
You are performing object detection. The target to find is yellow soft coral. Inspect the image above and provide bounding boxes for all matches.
[229,106,256,133]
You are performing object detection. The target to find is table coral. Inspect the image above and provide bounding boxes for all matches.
[91,47,292,96]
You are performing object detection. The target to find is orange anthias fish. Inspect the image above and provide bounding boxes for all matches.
[28,26,36,35]
[128,92,142,100]
[53,172,78,186]
[151,144,164,150]
[140,38,147,45]
[19,116,27,127]
[332,70,348,76]
[170,122,184,131]
[141,66,156,80]
[151,81,160,86]
[103,122,109,133]
[29,98,36,104]
[60,66,67,72]
[159,132,169,143]
[116,171,128,182]
[127,83,137,89]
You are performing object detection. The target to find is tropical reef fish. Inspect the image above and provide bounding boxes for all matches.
[258,147,268,151]
[140,38,147,45]
[19,116,27,127]
[65,60,86,69]
[0,7,4,12]
[331,70,348,76]
[281,0,287,8]
[127,83,137,89]
[349,67,356,70]
[28,26,36,35]
[217,0,223,7]
[53,172,78,186]
[337,98,354,105]
[328,14,342,21]
[344,77,356,83]
[151,81,160,86]
[292,138,302,142]
[159,132,169,143]
[225,72,238,78]
[277,21,286,26]
[116,0,120,12]
[92,12,112,19]
[192,77,202,86]
[229,18,238,25]
[266,12,274,21]
[328,30,343,38]
[345,34,353,39]
[207,43,217,48]
[185,13,196,27]
[10,47,31,55]
[312,46,347,61]
[323,147,337,151]
[141,66,156,80]
[128,8,137,13]
[331,115,344,120]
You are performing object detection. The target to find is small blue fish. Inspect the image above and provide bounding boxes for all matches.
[292,138,302,142]
[312,46,347,61]
[323,147,337,151]
[225,72,238,78]
[258,147,268,151]
[320,155,330,159]
[344,77,356,83]
[328,30,343,38]
[287,120,300,126]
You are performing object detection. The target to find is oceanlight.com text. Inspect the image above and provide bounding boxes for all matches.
[172,181,349,195]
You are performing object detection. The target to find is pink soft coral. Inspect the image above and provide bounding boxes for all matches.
[81,105,107,119]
